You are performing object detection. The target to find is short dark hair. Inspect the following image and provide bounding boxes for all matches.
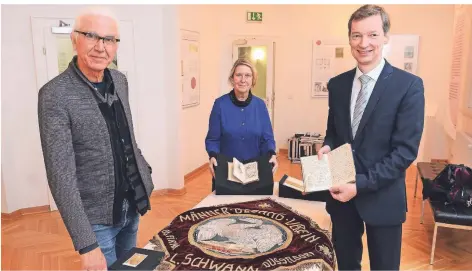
[348,5,390,36]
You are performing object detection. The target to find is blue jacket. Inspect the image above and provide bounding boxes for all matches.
[205,91,276,161]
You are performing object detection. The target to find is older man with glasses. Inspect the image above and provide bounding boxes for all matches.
[37,7,154,270]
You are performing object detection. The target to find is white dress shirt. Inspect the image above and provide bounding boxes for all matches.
[350,58,386,124]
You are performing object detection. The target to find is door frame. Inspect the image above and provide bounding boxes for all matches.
[31,17,76,211]
[227,35,278,128]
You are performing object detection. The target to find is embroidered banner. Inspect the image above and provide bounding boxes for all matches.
[148,198,335,271]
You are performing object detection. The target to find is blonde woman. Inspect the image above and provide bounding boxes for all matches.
[205,59,278,189]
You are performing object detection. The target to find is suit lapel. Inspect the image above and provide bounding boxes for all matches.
[343,69,356,143]
[110,72,120,96]
[110,72,125,104]
[354,61,394,142]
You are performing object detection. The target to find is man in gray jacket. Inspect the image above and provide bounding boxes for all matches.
[38,7,154,270]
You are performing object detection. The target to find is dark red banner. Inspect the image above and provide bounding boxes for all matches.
[149,198,335,271]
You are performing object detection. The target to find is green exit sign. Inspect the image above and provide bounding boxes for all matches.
[247,12,263,22]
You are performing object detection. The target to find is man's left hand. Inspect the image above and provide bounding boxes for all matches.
[269,155,278,173]
[329,183,357,202]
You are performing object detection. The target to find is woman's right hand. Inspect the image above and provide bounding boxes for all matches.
[209,157,218,177]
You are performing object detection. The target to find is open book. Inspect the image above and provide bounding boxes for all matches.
[284,143,355,193]
[280,175,308,192]
[227,158,259,185]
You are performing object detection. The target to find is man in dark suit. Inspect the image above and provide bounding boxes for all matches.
[317,5,425,270]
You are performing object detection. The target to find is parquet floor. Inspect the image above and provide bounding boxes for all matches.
[2,154,472,270]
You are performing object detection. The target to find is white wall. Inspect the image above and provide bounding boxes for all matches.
[162,6,183,189]
[451,132,472,167]
[455,4,472,137]
[449,5,472,164]
[422,116,452,162]
[214,4,455,159]
[427,4,472,163]
[1,5,182,213]
[178,4,455,176]
[1,4,462,213]
[1,177,8,213]
[178,5,222,174]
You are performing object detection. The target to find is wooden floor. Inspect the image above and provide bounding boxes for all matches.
[2,154,472,270]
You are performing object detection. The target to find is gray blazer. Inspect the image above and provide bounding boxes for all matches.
[38,60,154,252]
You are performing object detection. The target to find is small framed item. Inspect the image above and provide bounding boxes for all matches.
[109,247,165,270]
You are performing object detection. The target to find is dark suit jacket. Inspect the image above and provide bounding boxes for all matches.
[323,60,425,226]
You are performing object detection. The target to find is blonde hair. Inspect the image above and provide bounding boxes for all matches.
[228,59,258,88]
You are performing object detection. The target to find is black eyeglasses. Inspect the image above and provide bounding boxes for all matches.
[74,30,120,46]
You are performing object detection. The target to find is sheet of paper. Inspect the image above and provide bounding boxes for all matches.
[242,161,259,184]
[232,158,246,182]
[227,162,240,183]
[300,155,332,192]
[327,144,356,186]
[230,158,259,184]
[300,143,355,191]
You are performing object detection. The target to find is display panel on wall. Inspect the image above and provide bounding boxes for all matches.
[311,38,356,98]
[181,29,200,108]
[311,35,420,99]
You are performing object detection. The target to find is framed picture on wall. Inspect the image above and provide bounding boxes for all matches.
[311,38,356,98]
[311,81,328,98]
[181,29,200,108]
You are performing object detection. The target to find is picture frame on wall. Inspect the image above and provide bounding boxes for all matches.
[181,29,200,108]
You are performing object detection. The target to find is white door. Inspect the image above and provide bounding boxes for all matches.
[31,17,138,211]
[232,38,275,124]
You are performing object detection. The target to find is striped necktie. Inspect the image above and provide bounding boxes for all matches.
[352,74,372,138]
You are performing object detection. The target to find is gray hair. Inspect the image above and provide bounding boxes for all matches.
[348,5,390,36]
[73,6,119,33]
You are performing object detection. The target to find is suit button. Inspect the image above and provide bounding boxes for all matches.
[242,137,245,140]
[242,122,245,126]
[241,108,244,112]
[352,149,356,153]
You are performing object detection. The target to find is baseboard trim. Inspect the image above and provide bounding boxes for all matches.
[431,159,449,164]
[2,205,50,220]
[2,187,189,220]
[2,166,209,219]
[151,187,187,197]
[279,148,288,156]
[184,163,208,184]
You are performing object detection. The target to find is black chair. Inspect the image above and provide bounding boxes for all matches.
[418,162,472,264]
